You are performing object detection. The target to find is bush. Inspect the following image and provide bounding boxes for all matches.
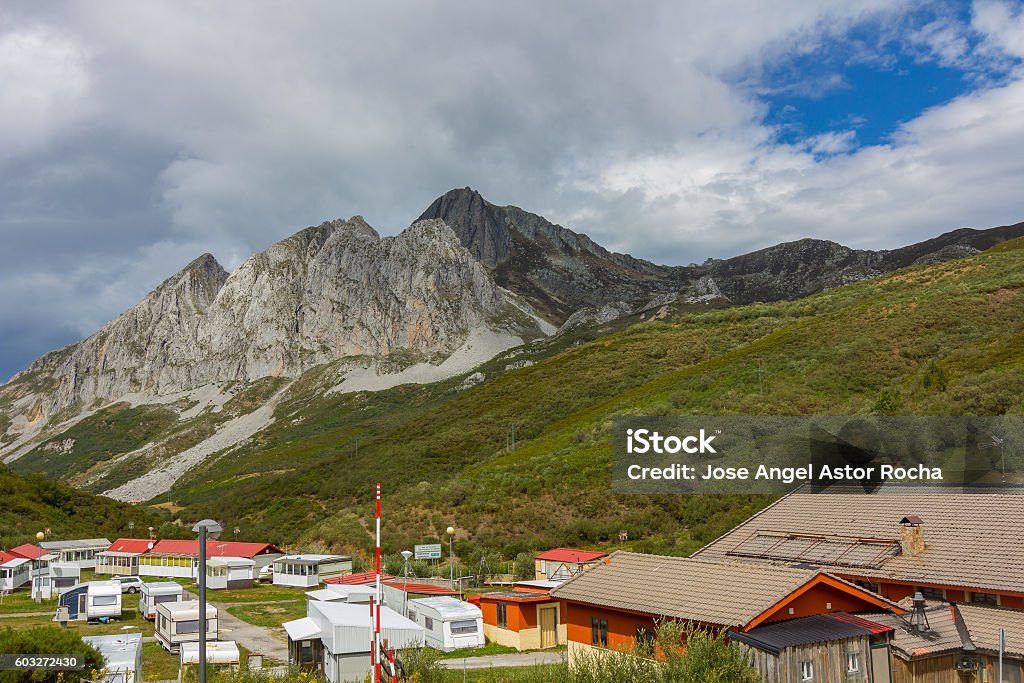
[0,626,104,683]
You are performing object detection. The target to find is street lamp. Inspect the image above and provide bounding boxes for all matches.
[34,531,44,602]
[192,519,223,683]
[400,550,413,617]
[446,526,455,589]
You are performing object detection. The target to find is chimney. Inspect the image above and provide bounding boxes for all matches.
[910,591,931,633]
[899,516,925,557]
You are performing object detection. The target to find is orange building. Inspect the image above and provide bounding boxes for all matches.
[478,580,567,650]
[550,552,902,665]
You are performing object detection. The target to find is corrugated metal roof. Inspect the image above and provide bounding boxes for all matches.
[276,554,350,565]
[308,601,424,655]
[325,572,394,585]
[384,581,459,596]
[694,486,1024,594]
[10,544,49,559]
[550,551,896,628]
[149,540,284,558]
[81,633,142,672]
[40,538,111,550]
[283,617,322,641]
[535,548,606,563]
[729,613,892,655]
[106,539,153,554]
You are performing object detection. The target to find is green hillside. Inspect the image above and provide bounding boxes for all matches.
[151,243,1024,558]
[0,464,177,548]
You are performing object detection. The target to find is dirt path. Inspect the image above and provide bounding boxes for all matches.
[211,602,288,661]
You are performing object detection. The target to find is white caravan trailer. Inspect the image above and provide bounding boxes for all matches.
[155,600,218,653]
[178,640,240,682]
[82,633,143,683]
[139,582,184,619]
[407,596,484,652]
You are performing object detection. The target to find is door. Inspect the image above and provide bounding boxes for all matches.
[870,644,892,683]
[78,594,87,619]
[539,606,557,648]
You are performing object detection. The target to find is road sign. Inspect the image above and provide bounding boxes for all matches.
[414,544,442,560]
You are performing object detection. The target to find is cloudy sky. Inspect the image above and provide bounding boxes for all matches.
[2,1,1024,381]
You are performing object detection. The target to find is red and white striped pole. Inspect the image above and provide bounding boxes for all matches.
[375,482,382,683]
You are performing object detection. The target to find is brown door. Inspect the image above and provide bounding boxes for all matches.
[539,606,557,648]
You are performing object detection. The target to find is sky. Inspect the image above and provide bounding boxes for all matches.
[2,0,1024,381]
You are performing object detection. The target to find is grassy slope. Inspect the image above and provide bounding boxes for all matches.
[151,243,1024,559]
[0,464,174,547]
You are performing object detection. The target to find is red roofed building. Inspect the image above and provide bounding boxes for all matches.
[324,572,395,586]
[480,580,568,651]
[9,544,50,560]
[97,538,154,576]
[123,539,285,580]
[534,548,606,580]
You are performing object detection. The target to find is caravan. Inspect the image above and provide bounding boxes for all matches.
[139,582,184,620]
[58,581,122,621]
[407,597,484,652]
[155,600,218,653]
[82,633,143,683]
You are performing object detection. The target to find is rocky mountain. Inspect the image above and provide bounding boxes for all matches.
[1,216,547,454]
[422,187,1024,315]
[3,187,1024,498]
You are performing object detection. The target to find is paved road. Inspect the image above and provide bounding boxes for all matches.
[212,603,289,661]
[439,651,565,670]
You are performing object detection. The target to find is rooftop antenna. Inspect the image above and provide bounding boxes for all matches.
[979,435,1006,483]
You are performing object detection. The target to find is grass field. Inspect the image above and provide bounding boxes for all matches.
[225,601,306,628]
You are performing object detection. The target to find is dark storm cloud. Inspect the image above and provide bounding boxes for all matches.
[2,1,1024,380]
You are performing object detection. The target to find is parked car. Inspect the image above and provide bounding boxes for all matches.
[113,576,145,593]
[257,564,273,583]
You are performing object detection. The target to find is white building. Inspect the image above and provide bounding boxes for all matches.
[139,582,184,619]
[273,555,352,588]
[155,600,218,653]
[407,596,484,652]
[139,553,197,580]
[283,599,424,683]
[0,557,30,591]
[40,538,111,569]
[205,557,255,590]
[82,633,143,683]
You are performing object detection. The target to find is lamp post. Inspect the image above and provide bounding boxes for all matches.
[192,519,223,683]
[446,526,455,590]
[400,550,413,617]
[34,531,44,602]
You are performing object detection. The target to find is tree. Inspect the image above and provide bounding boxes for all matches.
[0,626,105,683]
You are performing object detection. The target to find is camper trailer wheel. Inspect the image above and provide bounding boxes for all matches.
[127,587,139,593]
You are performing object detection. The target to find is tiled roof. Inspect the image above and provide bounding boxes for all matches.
[958,604,1024,657]
[535,548,607,563]
[549,551,893,629]
[865,603,968,658]
[694,486,1024,594]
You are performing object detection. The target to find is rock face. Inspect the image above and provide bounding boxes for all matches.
[423,188,1024,314]
[5,217,540,421]
[420,188,676,320]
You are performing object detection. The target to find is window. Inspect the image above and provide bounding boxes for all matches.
[93,595,118,606]
[918,586,944,600]
[496,603,507,629]
[847,652,860,673]
[408,610,417,622]
[424,617,434,631]
[635,625,655,652]
[155,594,177,604]
[591,617,608,647]
[800,661,814,681]
[970,592,998,605]
[856,580,881,594]
[177,620,200,634]
[451,620,478,635]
